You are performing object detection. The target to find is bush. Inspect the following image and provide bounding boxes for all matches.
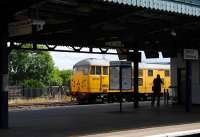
[23,79,45,88]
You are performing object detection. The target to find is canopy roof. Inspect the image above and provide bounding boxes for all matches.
[1,0,200,57]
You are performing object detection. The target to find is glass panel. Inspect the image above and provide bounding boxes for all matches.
[96,66,101,75]
[103,66,108,75]
[165,70,170,77]
[139,69,143,77]
[132,78,143,86]
[90,66,95,75]
[139,78,143,86]
[148,70,153,76]
[83,66,88,75]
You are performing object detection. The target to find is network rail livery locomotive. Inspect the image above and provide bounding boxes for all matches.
[70,58,171,103]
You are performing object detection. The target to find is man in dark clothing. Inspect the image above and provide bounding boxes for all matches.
[151,74,163,107]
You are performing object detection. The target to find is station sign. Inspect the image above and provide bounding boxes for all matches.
[109,61,132,90]
[8,19,45,37]
[8,19,33,37]
[184,49,199,60]
[105,41,123,48]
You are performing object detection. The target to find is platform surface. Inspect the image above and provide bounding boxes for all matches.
[1,102,200,137]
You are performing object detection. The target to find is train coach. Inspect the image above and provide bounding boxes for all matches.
[70,58,171,104]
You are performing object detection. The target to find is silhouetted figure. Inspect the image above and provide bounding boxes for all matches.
[151,74,163,107]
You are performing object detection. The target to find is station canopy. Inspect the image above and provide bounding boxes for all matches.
[2,0,200,57]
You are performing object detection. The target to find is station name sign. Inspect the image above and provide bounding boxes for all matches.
[184,49,199,60]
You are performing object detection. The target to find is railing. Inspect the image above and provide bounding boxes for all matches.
[8,86,70,100]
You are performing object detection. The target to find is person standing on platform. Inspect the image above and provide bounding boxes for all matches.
[151,74,163,107]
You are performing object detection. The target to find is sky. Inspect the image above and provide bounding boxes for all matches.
[50,50,170,70]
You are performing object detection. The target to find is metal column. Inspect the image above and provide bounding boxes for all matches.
[0,22,8,128]
[185,60,192,112]
[133,50,139,108]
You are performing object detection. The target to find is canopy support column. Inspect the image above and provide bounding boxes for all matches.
[0,22,9,128]
[185,60,192,112]
[133,49,140,108]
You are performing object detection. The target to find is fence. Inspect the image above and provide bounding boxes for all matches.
[8,86,70,100]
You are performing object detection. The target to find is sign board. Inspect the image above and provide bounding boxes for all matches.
[105,41,123,48]
[109,61,132,90]
[8,19,33,37]
[121,67,132,90]
[184,49,199,60]
[8,19,45,37]
[109,67,120,90]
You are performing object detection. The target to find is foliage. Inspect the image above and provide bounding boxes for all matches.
[9,46,54,87]
[60,69,72,86]
[23,79,45,88]
[49,67,63,86]
[9,45,73,88]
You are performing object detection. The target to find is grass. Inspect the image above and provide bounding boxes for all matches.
[9,96,72,106]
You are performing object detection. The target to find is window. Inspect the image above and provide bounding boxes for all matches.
[90,66,95,75]
[96,66,101,75]
[165,70,170,77]
[161,78,165,84]
[83,66,89,75]
[77,66,83,71]
[73,67,77,73]
[148,70,153,76]
[139,78,143,86]
[132,78,143,86]
[103,66,108,75]
[139,69,143,77]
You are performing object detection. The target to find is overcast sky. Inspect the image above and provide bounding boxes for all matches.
[50,51,170,70]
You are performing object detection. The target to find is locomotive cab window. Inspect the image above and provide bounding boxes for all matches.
[83,66,89,75]
[96,66,101,75]
[73,67,77,73]
[90,66,95,75]
[148,70,153,76]
[103,66,108,75]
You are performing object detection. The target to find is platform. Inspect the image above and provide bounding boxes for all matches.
[0,102,200,137]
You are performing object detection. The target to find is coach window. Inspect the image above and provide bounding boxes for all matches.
[103,66,108,75]
[148,70,153,76]
[90,66,95,75]
[165,70,170,77]
[139,69,143,77]
[139,78,143,86]
[96,66,101,75]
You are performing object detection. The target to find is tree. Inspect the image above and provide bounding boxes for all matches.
[49,67,63,86]
[9,48,54,87]
[60,69,72,86]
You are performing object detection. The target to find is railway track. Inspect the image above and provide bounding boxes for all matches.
[9,101,78,110]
